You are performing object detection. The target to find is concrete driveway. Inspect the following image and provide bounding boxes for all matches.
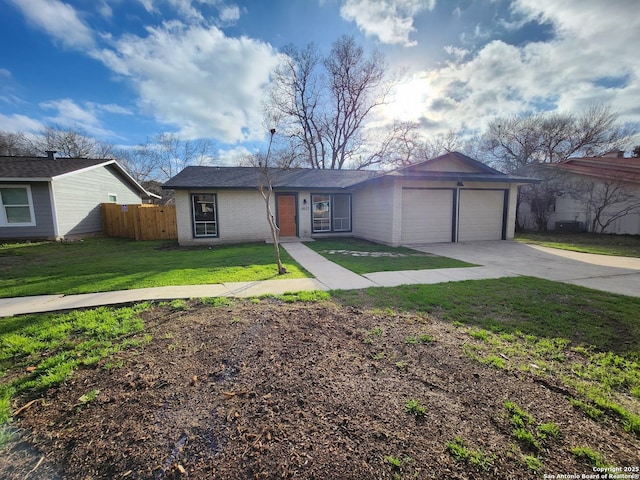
[411,241,640,298]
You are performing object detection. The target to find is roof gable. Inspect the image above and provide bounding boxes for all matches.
[0,156,158,199]
[403,152,502,175]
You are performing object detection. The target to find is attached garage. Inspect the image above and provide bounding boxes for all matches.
[401,187,509,244]
[401,188,454,244]
[458,189,507,242]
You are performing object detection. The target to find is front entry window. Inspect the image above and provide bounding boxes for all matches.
[312,193,351,233]
[312,194,331,232]
[192,194,217,237]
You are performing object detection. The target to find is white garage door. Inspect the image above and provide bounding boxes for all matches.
[401,189,454,244]
[458,190,505,241]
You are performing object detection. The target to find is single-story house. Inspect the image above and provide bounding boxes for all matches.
[0,153,158,240]
[519,151,640,234]
[163,152,538,247]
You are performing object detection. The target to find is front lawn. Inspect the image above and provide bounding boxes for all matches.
[1,278,638,478]
[516,232,640,257]
[305,237,475,274]
[0,238,308,298]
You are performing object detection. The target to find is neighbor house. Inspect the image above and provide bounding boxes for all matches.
[0,153,158,240]
[519,151,640,234]
[163,152,538,247]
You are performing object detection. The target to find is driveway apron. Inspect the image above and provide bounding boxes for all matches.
[412,241,640,297]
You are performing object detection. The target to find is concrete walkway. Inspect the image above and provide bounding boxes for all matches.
[1,241,638,317]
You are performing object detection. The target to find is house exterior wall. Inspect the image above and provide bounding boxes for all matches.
[53,165,142,237]
[175,189,275,245]
[0,182,56,239]
[292,191,313,239]
[352,177,398,245]
[171,173,521,246]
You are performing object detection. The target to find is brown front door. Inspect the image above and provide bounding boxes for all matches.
[277,194,297,237]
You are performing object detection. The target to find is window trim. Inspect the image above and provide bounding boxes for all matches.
[311,193,352,234]
[0,184,36,227]
[191,193,219,238]
[108,193,118,203]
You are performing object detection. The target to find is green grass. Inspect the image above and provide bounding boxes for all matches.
[405,399,427,417]
[305,237,475,274]
[446,437,494,470]
[515,232,640,257]
[334,277,640,440]
[333,276,640,357]
[570,446,611,468]
[0,303,153,425]
[0,238,309,298]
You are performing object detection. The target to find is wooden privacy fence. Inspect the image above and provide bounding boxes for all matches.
[102,203,177,241]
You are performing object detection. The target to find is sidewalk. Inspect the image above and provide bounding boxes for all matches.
[2,241,638,317]
[0,242,509,318]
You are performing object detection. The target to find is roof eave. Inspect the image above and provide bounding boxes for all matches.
[0,177,53,182]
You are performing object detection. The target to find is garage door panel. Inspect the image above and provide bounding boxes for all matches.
[401,189,453,244]
[458,190,505,241]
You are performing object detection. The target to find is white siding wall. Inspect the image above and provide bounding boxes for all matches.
[53,165,142,237]
[296,191,313,239]
[175,189,274,246]
[352,178,397,245]
[506,186,518,240]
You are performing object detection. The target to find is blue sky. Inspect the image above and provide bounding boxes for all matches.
[1,0,639,163]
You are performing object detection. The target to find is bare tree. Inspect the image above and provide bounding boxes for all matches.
[28,126,115,158]
[480,104,637,231]
[253,129,290,274]
[573,177,640,233]
[0,131,32,156]
[482,105,635,173]
[117,133,214,182]
[266,35,391,170]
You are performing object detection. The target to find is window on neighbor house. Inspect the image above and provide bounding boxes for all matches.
[0,186,35,226]
[108,194,118,203]
[192,193,218,237]
[311,193,351,233]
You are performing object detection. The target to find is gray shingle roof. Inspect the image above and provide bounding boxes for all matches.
[162,166,381,190]
[162,152,539,190]
[0,156,108,179]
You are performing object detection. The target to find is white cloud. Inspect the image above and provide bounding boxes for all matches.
[219,5,240,23]
[340,0,435,47]
[6,0,94,49]
[135,0,241,24]
[382,0,640,136]
[216,145,251,165]
[38,98,120,138]
[0,113,44,133]
[91,21,280,143]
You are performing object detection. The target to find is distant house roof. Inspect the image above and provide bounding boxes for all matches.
[163,152,538,191]
[552,155,640,184]
[0,156,159,199]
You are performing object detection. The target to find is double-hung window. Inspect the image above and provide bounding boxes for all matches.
[192,194,218,237]
[0,185,35,226]
[311,193,351,233]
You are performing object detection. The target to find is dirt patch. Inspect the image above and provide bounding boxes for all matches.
[2,299,639,479]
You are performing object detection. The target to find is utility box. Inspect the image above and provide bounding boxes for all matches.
[554,221,581,233]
